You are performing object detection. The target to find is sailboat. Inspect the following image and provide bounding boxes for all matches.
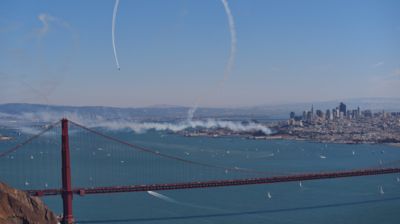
[379,186,384,195]
[267,192,272,199]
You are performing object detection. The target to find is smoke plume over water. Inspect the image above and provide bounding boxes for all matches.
[0,111,271,135]
[95,119,271,134]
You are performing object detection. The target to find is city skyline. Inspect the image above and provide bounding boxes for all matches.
[1,0,399,107]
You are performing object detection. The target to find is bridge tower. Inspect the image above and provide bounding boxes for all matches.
[61,119,74,224]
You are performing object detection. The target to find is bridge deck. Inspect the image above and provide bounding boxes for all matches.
[27,167,400,197]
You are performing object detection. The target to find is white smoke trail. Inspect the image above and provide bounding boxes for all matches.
[36,13,78,40]
[187,0,237,119]
[147,191,229,212]
[147,191,278,223]
[187,102,198,121]
[37,13,52,36]
[0,111,271,135]
[30,13,79,111]
[112,0,120,70]
[147,191,178,203]
[220,0,237,83]
[93,119,271,134]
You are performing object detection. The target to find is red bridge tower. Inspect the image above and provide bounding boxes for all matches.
[61,119,74,224]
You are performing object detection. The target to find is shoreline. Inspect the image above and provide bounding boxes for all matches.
[180,131,400,147]
[255,134,400,146]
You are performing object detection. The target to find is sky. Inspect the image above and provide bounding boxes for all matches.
[0,0,399,107]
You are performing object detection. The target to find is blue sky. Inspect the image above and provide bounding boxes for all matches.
[0,0,399,107]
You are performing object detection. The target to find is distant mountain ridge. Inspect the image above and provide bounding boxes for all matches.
[0,97,399,121]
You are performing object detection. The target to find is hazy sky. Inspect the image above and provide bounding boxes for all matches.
[0,0,399,107]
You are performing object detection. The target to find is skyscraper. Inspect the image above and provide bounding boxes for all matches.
[316,110,324,118]
[290,112,295,119]
[326,109,331,120]
[311,105,314,117]
[339,102,347,116]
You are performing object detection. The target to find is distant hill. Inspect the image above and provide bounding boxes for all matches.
[0,103,190,121]
[0,97,399,122]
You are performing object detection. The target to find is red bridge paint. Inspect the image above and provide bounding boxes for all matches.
[61,119,74,224]
[27,167,400,197]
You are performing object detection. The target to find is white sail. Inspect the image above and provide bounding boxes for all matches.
[379,186,384,195]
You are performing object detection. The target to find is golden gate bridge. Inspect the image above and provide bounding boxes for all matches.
[1,118,400,224]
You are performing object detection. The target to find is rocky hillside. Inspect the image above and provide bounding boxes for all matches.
[0,182,58,224]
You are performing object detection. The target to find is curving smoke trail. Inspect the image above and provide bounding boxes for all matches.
[187,0,237,120]
[37,13,53,36]
[112,0,120,70]
[27,13,79,108]
[220,0,237,83]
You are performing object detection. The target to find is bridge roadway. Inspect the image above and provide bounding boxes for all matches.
[27,167,400,197]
